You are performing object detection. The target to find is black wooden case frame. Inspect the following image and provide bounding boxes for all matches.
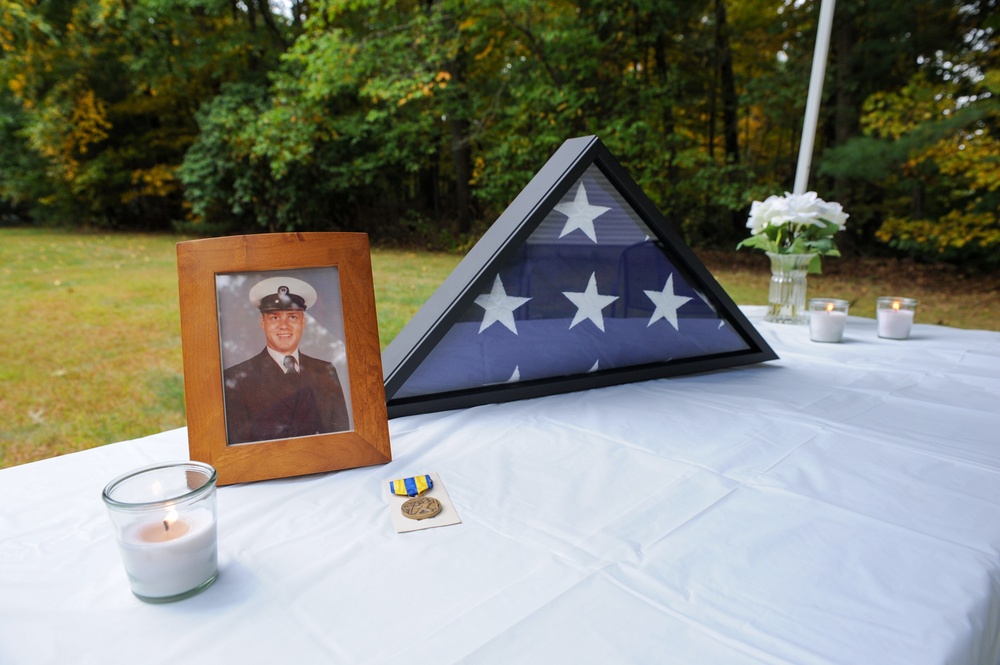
[382,136,777,418]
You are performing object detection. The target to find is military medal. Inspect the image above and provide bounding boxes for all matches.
[389,474,442,520]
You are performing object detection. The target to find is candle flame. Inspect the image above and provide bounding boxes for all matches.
[163,508,180,531]
[825,302,835,313]
[892,300,901,311]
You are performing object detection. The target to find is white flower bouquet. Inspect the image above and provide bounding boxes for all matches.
[737,191,849,271]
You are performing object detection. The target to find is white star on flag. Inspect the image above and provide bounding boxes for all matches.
[475,275,531,334]
[563,272,619,332]
[554,183,611,243]
[644,274,692,330]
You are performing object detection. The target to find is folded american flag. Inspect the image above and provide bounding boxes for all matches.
[393,165,751,400]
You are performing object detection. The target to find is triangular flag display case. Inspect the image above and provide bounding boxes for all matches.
[383,136,777,417]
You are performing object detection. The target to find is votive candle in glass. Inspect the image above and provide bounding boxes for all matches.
[809,298,849,343]
[102,461,218,603]
[876,296,917,340]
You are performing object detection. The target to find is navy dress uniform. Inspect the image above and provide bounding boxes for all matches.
[223,278,350,445]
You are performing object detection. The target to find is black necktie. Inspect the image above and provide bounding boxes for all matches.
[283,355,298,374]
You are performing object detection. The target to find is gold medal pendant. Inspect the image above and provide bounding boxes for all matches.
[401,496,443,520]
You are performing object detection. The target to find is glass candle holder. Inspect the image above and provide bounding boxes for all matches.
[876,296,917,340]
[808,298,849,343]
[102,461,218,603]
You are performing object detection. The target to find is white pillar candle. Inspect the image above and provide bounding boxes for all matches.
[103,461,219,603]
[118,507,217,600]
[809,298,849,343]
[876,297,917,340]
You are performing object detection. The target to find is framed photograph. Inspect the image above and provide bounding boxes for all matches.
[177,233,391,485]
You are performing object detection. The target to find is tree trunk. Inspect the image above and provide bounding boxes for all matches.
[451,120,473,234]
[715,0,739,166]
[653,32,679,227]
[445,57,474,236]
[715,0,742,237]
[832,3,858,202]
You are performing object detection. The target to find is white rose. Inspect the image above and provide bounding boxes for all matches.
[746,194,785,234]
[816,200,849,230]
[781,191,824,228]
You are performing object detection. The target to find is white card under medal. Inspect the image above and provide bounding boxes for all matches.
[383,472,461,534]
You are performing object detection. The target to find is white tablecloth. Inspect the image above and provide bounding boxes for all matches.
[2,307,1000,664]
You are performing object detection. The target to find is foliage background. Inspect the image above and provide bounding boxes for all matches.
[1,0,998,267]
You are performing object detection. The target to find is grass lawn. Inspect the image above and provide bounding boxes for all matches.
[2,228,998,468]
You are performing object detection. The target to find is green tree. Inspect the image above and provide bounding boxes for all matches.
[230,0,734,242]
[819,0,999,266]
[0,0,289,228]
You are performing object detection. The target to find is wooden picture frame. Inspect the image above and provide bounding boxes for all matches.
[177,233,391,485]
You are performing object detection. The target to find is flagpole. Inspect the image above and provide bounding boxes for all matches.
[793,0,836,195]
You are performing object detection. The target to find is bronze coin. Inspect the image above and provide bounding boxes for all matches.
[401,496,442,520]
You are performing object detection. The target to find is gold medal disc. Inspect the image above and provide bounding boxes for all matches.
[401,496,442,520]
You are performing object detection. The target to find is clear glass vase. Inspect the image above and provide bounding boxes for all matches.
[764,252,814,324]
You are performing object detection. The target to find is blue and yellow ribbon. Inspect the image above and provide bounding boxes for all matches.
[389,474,433,498]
